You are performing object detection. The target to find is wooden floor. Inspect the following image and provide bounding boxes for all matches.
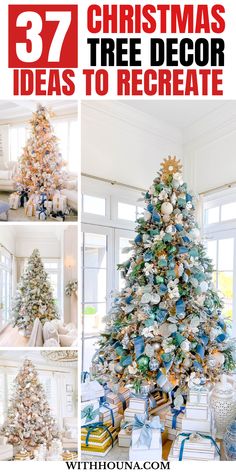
[0,325,29,347]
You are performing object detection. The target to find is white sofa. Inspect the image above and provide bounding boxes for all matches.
[28,318,78,347]
[0,437,13,461]
[0,163,16,192]
[61,172,78,212]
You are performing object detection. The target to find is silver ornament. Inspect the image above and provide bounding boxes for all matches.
[149,358,160,371]
[153,342,161,352]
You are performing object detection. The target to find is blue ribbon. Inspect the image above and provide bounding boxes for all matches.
[134,336,145,358]
[82,422,113,448]
[176,298,185,314]
[81,371,90,383]
[196,344,205,359]
[171,407,185,429]
[178,432,220,461]
[130,393,157,413]
[118,393,127,410]
[132,414,164,449]
[100,402,115,427]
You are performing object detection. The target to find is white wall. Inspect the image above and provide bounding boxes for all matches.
[15,235,61,259]
[82,101,183,190]
[63,226,78,325]
[0,227,15,254]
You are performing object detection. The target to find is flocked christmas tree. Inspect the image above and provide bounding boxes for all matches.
[93,157,235,400]
[11,249,59,335]
[1,359,60,451]
[14,105,66,199]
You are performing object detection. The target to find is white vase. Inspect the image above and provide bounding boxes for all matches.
[210,374,236,439]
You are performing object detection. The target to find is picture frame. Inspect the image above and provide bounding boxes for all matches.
[66,384,73,393]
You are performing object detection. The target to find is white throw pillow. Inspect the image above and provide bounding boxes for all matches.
[58,325,69,335]
[59,334,74,347]
[44,338,59,347]
[43,321,59,342]
[0,170,10,180]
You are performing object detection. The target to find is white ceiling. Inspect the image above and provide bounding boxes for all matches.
[11,224,67,239]
[121,101,227,129]
[0,100,77,124]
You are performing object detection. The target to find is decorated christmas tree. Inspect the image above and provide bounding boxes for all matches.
[11,249,59,335]
[93,157,235,401]
[14,105,66,200]
[1,359,60,451]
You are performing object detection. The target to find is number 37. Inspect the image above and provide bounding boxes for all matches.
[16,11,71,63]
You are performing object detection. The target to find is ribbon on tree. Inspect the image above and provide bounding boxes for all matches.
[134,336,145,358]
[177,432,220,461]
[81,371,90,383]
[82,422,114,447]
[100,402,115,427]
[81,404,99,424]
[132,414,164,449]
[171,407,185,429]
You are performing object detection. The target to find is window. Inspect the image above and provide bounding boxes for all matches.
[118,201,144,222]
[83,195,106,216]
[9,125,28,162]
[0,248,12,329]
[203,188,236,335]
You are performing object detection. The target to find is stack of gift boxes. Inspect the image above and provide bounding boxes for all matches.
[9,191,68,221]
[168,386,220,461]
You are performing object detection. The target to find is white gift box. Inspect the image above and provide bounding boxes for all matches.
[81,399,100,426]
[185,404,209,420]
[169,433,220,461]
[45,200,53,215]
[129,397,146,413]
[188,387,209,405]
[182,409,214,434]
[53,193,67,212]
[129,416,163,461]
[81,380,104,402]
[24,201,36,217]
[9,193,20,209]
[118,429,132,448]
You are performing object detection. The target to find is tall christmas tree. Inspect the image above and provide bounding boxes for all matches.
[14,105,66,199]
[11,249,59,335]
[93,157,235,398]
[1,359,60,451]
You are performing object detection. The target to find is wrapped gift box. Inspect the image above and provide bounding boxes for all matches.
[188,387,209,405]
[81,380,104,402]
[99,404,119,422]
[81,399,100,426]
[118,428,132,447]
[128,397,146,413]
[124,408,142,422]
[24,201,36,217]
[9,193,20,210]
[106,391,129,413]
[81,425,118,457]
[53,193,67,213]
[129,415,163,461]
[169,433,220,461]
[181,409,214,434]
[185,404,209,420]
[45,200,53,215]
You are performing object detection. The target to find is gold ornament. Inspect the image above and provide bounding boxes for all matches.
[160,156,182,178]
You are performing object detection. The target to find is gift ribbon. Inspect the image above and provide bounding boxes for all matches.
[132,414,164,449]
[177,432,220,461]
[171,407,185,430]
[82,422,113,448]
[81,405,99,424]
[130,392,157,413]
[118,393,127,411]
[100,402,115,427]
[190,385,207,403]
[134,336,145,359]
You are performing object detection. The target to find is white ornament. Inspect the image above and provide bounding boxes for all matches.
[161,202,173,215]
[171,193,177,205]
[211,352,225,367]
[145,343,155,358]
[189,228,201,240]
[144,211,151,221]
[173,172,184,185]
[151,294,161,304]
[181,340,191,352]
[200,281,208,293]
[163,214,170,223]
[141,293,152,304]
[158,190,168,201]
[166,225,176,235]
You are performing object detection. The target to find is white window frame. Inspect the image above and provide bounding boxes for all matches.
[203,188,236,336]
[0,249,12,327]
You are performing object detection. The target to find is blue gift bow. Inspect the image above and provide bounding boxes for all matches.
[100,402,115,427]
[171,407,185,429]
[132,414,164,449]
[134,336,145,359]
[177,432,220,461]
[81,405,100,424]
[82,422,113,447]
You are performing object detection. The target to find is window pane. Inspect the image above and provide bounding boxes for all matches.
[137,206,144,218]
[218,238,234,271]
[221,202,236,221]
[83,303,106,335]
[218,271,233,302]
[84,233,106,269]
[119,237,133,289]
[83,337,99,371]
[223,303,233,322]
[118,202,136,221]
[206,240,217,269]
[68,121,79,172]
[83,195,106,216]
[84,268,106,303]
[206,207,219,224]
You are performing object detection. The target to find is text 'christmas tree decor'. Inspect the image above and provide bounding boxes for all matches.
[11,249,59,336]
[93,157,235,401]
[1,359,60,452]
